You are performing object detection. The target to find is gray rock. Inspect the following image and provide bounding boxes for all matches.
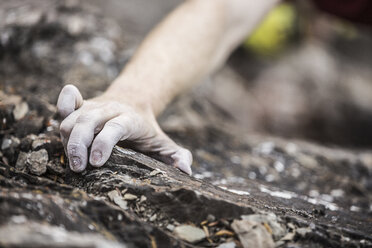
[1,139,12,150]
[1,137,20,150]
[231,219,275,248]
[13,101,29,121]
[166,224,175,231]
[113,197,128,210]
[280,231,295,241]
[32,138,48,150]
[149,214,157,222]
[207,214,216,222]
[241,213,285,240]
[139,195,147,203]
[217,242,236,248]
[15,152,28,171]
[107,190,120,202]
[47,161,65,175]
[173,225,206,243]
[149,169,164,176]
[296,227,311,237]
[0,222,126,248]
[123,193,137,201]
[107,190,128,210]
[27,149,48,176]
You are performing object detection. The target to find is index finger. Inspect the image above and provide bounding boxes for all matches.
[57,84,83,118]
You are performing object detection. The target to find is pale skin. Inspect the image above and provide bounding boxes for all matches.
[57,0,279,175]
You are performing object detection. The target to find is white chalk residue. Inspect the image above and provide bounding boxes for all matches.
[259,186,339,211]
[219,186,250,196]
[305,197,339,211]
[260,186,294,199]
[115,146,135,155]
[194,171,213,179]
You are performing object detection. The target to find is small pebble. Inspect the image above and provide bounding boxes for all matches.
[1,139,12,150]
[123,193,137,201]
[174,225,206,243]
[207,214,215,222]
[149,214,157,222]
[113,197,128,210]
[217,241,236,248]
[15,152,28,170]
[166,224,175,231]
[107,190,120,202]
[13,101,29,121]
[149,169,164,176]
[139,195,147,203]
[27,149,48,176]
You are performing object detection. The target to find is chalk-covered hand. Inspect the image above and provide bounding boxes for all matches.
[56,84,192,175]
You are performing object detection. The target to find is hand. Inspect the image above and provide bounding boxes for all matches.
[56,84,192,175]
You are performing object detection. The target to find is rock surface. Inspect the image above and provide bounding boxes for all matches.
[0,222,126,248]
[0,1,371,248]
[1,140,371,247]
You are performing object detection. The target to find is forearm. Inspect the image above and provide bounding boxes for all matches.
[105,0,279,115]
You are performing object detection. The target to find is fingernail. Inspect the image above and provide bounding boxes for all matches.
[91,150,102,164]
[70,156,82,171]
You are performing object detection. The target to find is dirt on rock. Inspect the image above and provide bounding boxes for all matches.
[0,1,372,248]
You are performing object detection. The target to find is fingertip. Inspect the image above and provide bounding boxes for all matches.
[177,162,192,176]
[172,148,193,176]
[69,156,86,172]
[89,150,106,167]
[57,84,83,118]
[160,144,192,175]
[67,141,88,173]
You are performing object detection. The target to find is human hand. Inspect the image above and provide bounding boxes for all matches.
[56,84,192,175]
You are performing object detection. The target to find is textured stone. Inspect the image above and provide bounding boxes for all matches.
[15,152,28,171]
[123,193,137,201]
[173,225,206,243]
[217,242,236,248]
[231,219,275,248]
[13,101,29,121]
[27,149,48,176]
[0,222,126,248]
[241,213,285,240]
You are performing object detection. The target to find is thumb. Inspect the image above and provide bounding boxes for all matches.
[170,146,193,176]
[152,130,193,176]
[57,84,84,118]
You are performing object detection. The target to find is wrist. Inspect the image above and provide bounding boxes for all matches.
[104,72,170,116]
[99,76,155,115]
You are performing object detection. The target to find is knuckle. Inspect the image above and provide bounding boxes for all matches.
[76,113,93,123]
[105,101,118,109]
[57,107,70,117]
[67,142,79,155]
[59,121,72,137]
[105,120,124,130]
[93,136,110,149]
